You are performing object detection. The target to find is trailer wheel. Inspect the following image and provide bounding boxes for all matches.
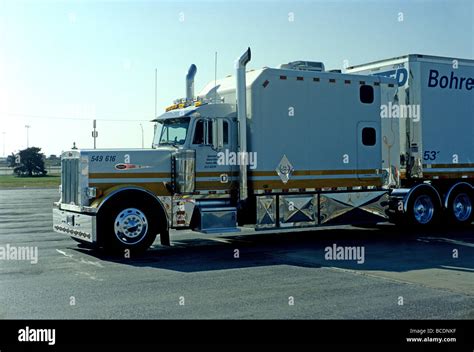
[99,199,158,255]
[407,189,440,226]
[447,189,473,226]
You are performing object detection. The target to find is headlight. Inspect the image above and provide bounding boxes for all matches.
[86,187,97,199]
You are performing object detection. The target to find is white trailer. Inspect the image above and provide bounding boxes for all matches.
[346,54,474,226]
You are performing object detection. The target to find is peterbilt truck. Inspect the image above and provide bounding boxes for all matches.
[53,49,473,254]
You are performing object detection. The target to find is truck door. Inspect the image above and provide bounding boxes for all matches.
[356,121,381,181]
[191,118,237,191]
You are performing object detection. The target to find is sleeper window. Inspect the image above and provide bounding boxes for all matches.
[362,127,376,146]
[360,85,374,104]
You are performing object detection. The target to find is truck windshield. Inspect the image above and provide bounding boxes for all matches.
[155,117,190,146]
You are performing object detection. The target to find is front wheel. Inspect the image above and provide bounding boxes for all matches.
[99,200,158,255]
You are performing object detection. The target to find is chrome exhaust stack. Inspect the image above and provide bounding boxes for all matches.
[186,64,197,101]
[235,47,251,202]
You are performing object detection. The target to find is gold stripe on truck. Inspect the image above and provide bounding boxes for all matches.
[91,170,377,179]
[424,171,474,178]
[196,171,239,177]
[249,169,378,177]
[423,163,474,169]
[89,170,383,195]
[89,171,239,179]
[196,181,238,190]
[250,177,382,189]
[89,183,171,197]
[89,172,171,179]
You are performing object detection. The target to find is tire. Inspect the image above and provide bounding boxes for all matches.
[406,189,440,227]
[447,188,473,226]
[99,198,159,255]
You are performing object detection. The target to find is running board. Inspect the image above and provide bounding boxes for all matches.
[198,206,240,234]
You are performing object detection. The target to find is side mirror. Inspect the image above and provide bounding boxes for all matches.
[152,123,158,148]
[212,119,224,151]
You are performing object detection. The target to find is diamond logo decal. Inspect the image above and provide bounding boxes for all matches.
[276,155,294,184]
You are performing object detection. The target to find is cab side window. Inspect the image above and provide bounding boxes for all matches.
[223,121,229,145]
[193,120,204,144]
[207,120,213,145]
[193,119,213,145]
[193,119,227,146]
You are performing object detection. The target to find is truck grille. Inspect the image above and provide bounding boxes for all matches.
[61,158,80,205]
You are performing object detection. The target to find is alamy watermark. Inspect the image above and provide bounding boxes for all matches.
[18,326,55,345]
[324,243,365,264]
[380,102,420,122]
[217,149,257,170]
[0,244,38,264]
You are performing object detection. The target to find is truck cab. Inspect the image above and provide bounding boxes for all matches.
[152,102,239,196]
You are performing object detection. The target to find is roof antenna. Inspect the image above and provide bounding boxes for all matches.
[154,68,157,117]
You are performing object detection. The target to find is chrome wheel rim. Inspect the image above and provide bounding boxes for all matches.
[453,193,472,222]
[114,208,148,245]
[413,195,434,224]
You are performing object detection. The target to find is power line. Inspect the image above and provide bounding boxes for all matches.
[0,112,153,122]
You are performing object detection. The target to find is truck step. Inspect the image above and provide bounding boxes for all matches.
[198,206,240,234]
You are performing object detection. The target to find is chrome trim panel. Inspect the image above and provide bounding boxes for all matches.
[61,157,80,205]
[279,194,318,227]
[60,203,98,214]
[199,206,238,233]
[256,195,277,229]
[53,207,97,243]
[79,154,89,206]
[174,149,196,194]
[320,191,389,224]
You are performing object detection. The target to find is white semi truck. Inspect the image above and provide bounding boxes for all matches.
[53,49,473,253]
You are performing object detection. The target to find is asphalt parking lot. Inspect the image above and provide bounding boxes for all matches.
[0,188,473,319]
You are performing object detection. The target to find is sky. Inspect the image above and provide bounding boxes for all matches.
[0,0,472,156]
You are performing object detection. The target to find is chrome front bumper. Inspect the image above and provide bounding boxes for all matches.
[53,206,97,243]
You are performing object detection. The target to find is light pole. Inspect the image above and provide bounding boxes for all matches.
[140,123,144,148]
[25,125,30,148]
[92,120,98,149]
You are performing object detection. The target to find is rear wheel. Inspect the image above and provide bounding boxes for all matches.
[407,189,440,227]
[447,189,473,226]
[99,199,159,255]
